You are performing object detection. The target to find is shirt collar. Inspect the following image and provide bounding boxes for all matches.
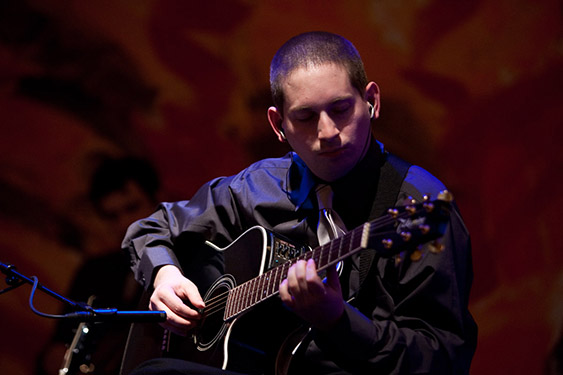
[286,152,316,210]
[285,138,385,212]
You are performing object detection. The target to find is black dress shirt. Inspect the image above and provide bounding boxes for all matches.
[123,139,477,374]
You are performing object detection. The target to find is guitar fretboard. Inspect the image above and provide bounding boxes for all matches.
[221,196,451,322]
[224,223,369,321]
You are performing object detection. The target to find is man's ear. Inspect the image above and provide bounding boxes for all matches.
[365,82,381,119]
[267,106,287,143]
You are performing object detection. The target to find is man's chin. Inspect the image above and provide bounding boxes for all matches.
[312,166,349,182]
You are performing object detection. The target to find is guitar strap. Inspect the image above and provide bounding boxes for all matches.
[288,152,411,372]
[358,152,411,286]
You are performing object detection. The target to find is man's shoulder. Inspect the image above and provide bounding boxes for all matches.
[240,152,294,176]
[401,164,448,200]
[201,153,295,193]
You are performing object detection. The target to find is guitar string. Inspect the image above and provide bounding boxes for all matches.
[201,232,362,318]
[203,231,364,318]
[201,224,408,317]
[199,209,420,317]
[197,206,432,318]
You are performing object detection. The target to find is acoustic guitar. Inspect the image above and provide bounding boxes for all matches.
[161,192,453,374]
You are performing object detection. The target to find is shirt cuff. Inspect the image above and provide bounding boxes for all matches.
[137,246,182,290]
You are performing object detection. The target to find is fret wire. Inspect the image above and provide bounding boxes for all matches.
[251,274,258,306]
[322,240,333,267]
[250,277,258,306]
[338,231,345,259]
[349,226,359,255]
[319,244,329,269]
[235,284,244,314]
[260,273,267,302]
[347,227,356,254]
[270,266,279,296]
[266,265,280,299]
[258,273,266,303]
[271,266,278,295]
[233,286,241,317]
[264,271,271,300]
[279,262,287,293]
[256,273,265,304]
[238,281,246,313]
[244,279,252,309]
[264,268,272,297]
[270,268,277,297]
[264,272,270,300]
[335,239,343,263]
[326,240,334,266]
[247,281,253,311]
[224,290,231,318]
[226,286,236,318]
[356,225,364,248]
[310,248,320,266]
[315,246,323,268]
[281,261,290,285]
[234,286,241,316]
[263,270,270,299]
[347,228,356,253]
[339,235,347,262]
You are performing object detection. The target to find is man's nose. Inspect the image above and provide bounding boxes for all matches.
[317,112,339,139]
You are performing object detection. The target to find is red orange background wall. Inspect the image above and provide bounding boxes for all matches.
[0,1,562,374]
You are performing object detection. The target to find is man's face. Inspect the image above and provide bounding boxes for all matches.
[269,64,379,181]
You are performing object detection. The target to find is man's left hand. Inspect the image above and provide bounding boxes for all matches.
[279,259,344,331]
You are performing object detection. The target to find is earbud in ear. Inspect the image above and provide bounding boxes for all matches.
[279,128,287,140]
[368,102,375,119]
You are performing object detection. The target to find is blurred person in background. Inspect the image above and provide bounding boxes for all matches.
[37,156,161,375]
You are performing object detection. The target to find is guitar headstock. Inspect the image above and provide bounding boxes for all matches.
[366,191,453,261]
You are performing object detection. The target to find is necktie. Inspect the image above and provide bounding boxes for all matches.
[315,184,347,245]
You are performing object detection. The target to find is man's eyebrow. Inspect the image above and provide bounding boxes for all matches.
[289,105,313,113]
[331,96,354,105]
[288,96,354,113]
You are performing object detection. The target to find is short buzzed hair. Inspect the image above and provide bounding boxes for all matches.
[269,31,368,112]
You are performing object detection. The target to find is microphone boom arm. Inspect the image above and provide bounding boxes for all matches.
[0,261,166,322]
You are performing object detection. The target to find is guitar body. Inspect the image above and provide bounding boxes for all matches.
[165,226,309,374]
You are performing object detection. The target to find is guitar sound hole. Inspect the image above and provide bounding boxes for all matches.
[196,275,235,350]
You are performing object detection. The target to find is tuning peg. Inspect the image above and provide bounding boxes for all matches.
[428,240,445,254]
[382,239,393,249]
[405,205,416,215]
[394,254,403,266]
[387,208,399,218]
[437,190,454,202]
[400,231,412,242]
[418,224,430,234]
[422,195,430,201]
[408,196,416,204]
[410,246,423,261]
[423,202,434,212]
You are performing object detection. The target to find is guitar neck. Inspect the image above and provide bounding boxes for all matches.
[223,196,451,322]
[224,224,370,321]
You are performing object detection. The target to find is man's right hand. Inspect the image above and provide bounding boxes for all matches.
[150,265,205,336]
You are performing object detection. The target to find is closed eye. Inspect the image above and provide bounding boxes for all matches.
[330,100,353,117]
[293,110,316,122]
